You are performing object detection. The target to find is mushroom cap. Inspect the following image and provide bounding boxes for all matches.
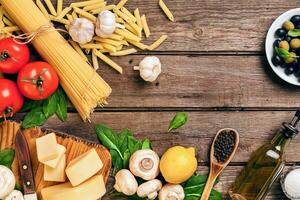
[158,184,185,200]
[129,149,160,180]
[137,179,162,199]
[3,190,24,200]
[0,166,16,199]
[114,169,138,196]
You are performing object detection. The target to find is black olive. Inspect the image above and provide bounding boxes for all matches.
[272,54,284,66]
[291,15,300,24]
[296,69,300,77]
[284,36,292,43]
[275,28,287,38]
[285,65,295,75]
[273,39,281,48]
[295,23,300,29]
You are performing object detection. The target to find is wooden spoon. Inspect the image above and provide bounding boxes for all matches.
[200,128,240,200]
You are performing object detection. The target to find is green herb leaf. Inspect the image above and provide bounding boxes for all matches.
[142,139,151,149]
[55,88,68,122]
[22,107,47,128]
[122,149,131,169]
[128,194,147,200]
[43,92,58,118]
[15,182,23,192]
[128,136,142,155]
[110,150,123,176]
[288,29,300,37]
[0,149,15,169]
[95,124,124,159]
[20,100,43,112]
[275,47,291,59]
[168,112,188,132]
[184,174,222,200]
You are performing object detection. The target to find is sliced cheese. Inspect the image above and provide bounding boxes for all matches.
[44,154,66,182]
[66,148,103,186]
[41,175,106,200]
[43,144,66,168]
[36,133,58,162]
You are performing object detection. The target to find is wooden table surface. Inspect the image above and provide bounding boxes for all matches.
[17,0,300,199]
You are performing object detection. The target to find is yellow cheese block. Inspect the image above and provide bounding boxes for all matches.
[43,144,66,168]
[66,148,103,186]
[41,175,106,200]
[36,133,58,162]
[44,154,66,182]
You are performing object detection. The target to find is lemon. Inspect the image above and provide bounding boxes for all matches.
[160,146,197,184]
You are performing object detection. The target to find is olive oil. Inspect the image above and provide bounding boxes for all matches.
[229,111,300,200]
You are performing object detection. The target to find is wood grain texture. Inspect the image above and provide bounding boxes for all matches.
[51,0,300,52]
[11,111,300,163]
[0,121,111,200]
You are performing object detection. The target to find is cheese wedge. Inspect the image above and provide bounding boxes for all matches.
[36,133,58,162]
[66,148,103,186]
[43,144,66,168]
[41,175,106,200]
[44,154,66,182]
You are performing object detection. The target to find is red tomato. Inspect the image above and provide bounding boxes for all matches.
[0,79,24,118]
[0,38,30,74]
[17,62,59,100]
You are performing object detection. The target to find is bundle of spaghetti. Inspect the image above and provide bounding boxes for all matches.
[0,0,112,121]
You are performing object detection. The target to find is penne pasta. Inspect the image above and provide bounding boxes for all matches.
[148,35,168,50]
[69,40,88,61]
[92,49,99,70]
[114,8,132,23]
[72,11,78,19]
[127,21,142,37]
[94,37,123,47]
[49,15,70,25]
[70,0,104,8]
[159,0,174,22]
[102,43,117,52]
[116,0,128,9]
[73,7,97,22]
[81,43,104,49]
[36,0,50,19]
[125,23,136,35]
[127,40,148,50]
[44,0,57,16]
[1,26,20,32]
[56,7,72,20]
[93,50,123,73]
[107,33,124,41]
[115,28,141,42]
[110,48,137,56]
[134,8,142,28]
[57,0,63,15]
[115,45,123,51]
[121,7,136,22]
[141,14,150,38]
[83,2,106,11]
[3,16,14,26]
[66,14,73,22]
[90,5,116,14]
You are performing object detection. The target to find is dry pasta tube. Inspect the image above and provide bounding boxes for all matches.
[148,35,168,50]
[70,0,104,8]
[92,49,99,70]
[1,0,112,121]
[159,0,174,22]
[141,15,150,38]
[45,0,57,16]
[94,50,123,74]
[134,8,142,28]
[116,0,128,9]
[57,0,63,14]
[110,48,137,56]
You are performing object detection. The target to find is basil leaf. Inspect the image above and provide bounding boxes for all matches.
[22,107,47,128]
[95,124,123,159]
[288,29,300,37]
[128,195,147,200]
[55,88,67,122]
[122,149,131,169]
[128,136,142,155]
[118,129,133,153]
[0,149,15,169]
[110,150,123,175]
[20,100,43,112]
[15,182,23,192]
[43,92,58,118]
[142,139,151,149]
[275,47,291,59]
[168,112,188,132]
[209,189,223,200]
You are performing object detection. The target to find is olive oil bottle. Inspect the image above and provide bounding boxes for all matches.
[229,111,300,200]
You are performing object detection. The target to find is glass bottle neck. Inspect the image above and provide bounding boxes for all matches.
[271,131,291,152]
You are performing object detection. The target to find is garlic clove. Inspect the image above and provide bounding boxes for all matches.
[0,166,16,199]
[3,190,24,200]
[96,10,116,38]
[69,18,95,44]
[134,56,162,82]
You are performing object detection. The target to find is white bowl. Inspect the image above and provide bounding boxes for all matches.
[265,8,300,86]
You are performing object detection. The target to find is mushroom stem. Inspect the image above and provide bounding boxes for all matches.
[140,158,154,171]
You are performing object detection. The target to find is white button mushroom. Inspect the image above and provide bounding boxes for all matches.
[134,56,162,82]
[114,169,138,196]
[137,179,162,200]
[129,149,160,180]
[0,165,16,199]
[95,10,124,38]
[3,190,24,200]
[158,184,185,200]
[69,18,95,44]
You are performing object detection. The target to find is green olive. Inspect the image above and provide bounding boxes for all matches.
[285,52,297,63]
[279,40,290,51]
[283,20,295,31]
[290,38,300,49]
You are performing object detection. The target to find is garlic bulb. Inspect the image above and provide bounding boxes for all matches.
[4,190,24,200]
[96,10,120,38]
[134,56,162,82]
[0,165,16,199]
[69,18,95,44]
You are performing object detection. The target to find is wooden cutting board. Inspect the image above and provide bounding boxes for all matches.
[0,120,112,199]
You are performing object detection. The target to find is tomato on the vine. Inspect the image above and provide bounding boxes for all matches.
[0,38,30,74]
[17,62,59,100]
[0,79,24,118]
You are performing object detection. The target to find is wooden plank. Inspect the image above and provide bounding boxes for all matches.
[94,55,300,108]
[13,111,300,163]
[50,0,300,52]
